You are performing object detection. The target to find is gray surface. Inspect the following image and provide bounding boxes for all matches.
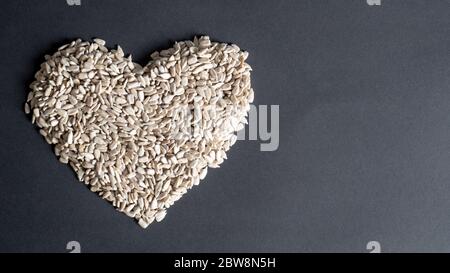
[0,0,450,253]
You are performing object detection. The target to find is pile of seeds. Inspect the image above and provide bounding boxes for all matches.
[24,36,254,228]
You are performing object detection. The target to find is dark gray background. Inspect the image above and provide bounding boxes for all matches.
[0,0,450,253]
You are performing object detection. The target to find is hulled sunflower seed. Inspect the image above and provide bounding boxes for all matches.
[25,36,254,228]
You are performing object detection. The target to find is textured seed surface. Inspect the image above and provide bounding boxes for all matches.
[25,36,254,228]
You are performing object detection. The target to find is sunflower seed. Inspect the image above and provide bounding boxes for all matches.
[25,36,253,228]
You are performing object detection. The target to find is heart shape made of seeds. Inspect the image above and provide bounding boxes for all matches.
[24,36,253,228]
